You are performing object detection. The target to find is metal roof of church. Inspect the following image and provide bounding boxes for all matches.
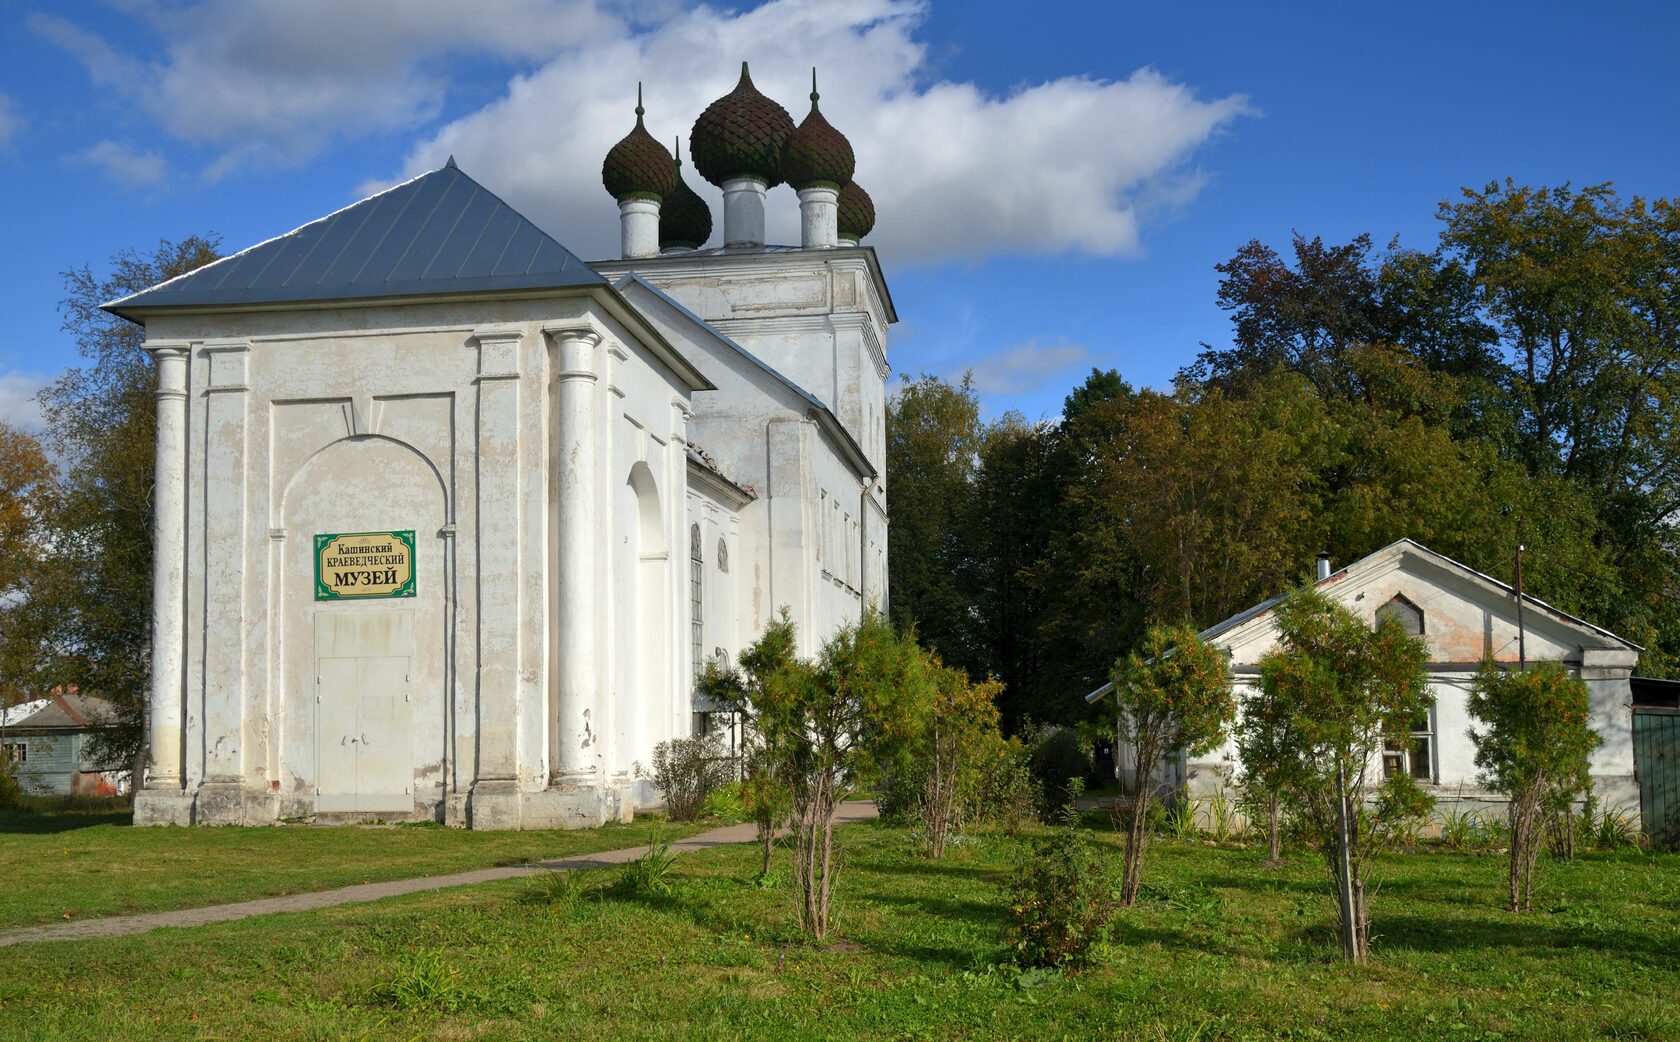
[103,159,604,321]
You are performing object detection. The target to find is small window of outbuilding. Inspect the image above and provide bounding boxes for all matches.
[1383,706,1436,783]
[1376,594,1424,636]
[2,742,24,764]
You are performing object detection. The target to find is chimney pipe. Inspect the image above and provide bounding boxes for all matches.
[1316,552,1332,582]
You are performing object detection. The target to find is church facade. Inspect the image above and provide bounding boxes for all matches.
[116,66,891,828]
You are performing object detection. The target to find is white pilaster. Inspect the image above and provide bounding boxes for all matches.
[619,198,661,259]
[468,327,525,829]
[551,327,602,780]
[194,341,254,823]
[134,342,192,826]
[722,177,768,248]
[797,186,839,249]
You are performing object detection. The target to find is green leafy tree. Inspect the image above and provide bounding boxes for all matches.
[36,236,220,782]
[919,659,1003,859]
[697,611,799,876]
[970,414,1066,725]
[1109,624,1234,904]
[1467,662,1600,911]
[744,609,932,938]
[1258,588,1430,962]
[885,373,985,675]
[1236,672,1296,864]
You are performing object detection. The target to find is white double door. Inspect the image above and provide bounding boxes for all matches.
[315,611,415,813]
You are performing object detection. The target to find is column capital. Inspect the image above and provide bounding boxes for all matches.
[150,344,191,400]
[545,325,604,382]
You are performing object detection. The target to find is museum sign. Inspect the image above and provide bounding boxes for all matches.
[314,530,417,600]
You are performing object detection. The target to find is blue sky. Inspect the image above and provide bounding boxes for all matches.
[1,0,1676,428]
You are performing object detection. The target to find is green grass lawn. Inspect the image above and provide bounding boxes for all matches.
[0,803,703,930]
[4,818,1677,1041]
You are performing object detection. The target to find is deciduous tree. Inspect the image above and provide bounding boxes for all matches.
[1109,624,1234,904]
[37,236,220,781]
[1467,662,1600,912]
[1257,589,1430,962]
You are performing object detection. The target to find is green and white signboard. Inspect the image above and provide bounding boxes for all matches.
[314,530,417,600]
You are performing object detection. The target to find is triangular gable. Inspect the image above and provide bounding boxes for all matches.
[1088,537,1639,704]
[103,162,604,320]
[1212,539,1639,661]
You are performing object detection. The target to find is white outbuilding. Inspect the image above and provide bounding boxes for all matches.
[1088,539,1642,822]
[115,68,891,828]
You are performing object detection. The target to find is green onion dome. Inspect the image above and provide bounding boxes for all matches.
[602,85,678,202]
[782,70,855,191]
[660,140,713,250]
[836,181,875,243]
[690,62,796,187]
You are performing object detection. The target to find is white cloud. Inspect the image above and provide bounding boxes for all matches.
[964,340,1092,397]
[0,371,50,434]
[67,140,168,186]
[37,0,1248,263]
[31,1,617,178]
[376,0,1249,264]
[0,94,20,149]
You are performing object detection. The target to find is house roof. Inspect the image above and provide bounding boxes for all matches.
[612,273,876,481]
[4,691,115,731]
[687,444,757,504]
[1086,537,1641,704]
[102,160,605,321]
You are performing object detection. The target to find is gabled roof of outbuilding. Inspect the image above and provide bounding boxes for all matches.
[4,691,115,731]
[103,160,605,321]
[1085,537,1641,704]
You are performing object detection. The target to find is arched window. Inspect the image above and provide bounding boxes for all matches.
[690,524,703,687]
[1376,594,1424,636]
[717,538,729,573]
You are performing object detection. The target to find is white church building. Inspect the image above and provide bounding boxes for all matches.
[114,66,891,829]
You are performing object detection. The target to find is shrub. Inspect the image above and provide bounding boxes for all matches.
[1027,725,1088,816]
[1374,772,1436,851]
[0,757,21,811]
[648,732,733,822]
[1468,662,1600,911]
[972,733,1039,832]
[1004,826,1116,968]
[699,781,746,822]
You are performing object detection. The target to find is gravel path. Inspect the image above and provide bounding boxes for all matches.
[0,801,878,947]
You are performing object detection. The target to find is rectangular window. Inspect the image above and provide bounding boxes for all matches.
[1383,709,1435,782]
[3,742,24,764]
